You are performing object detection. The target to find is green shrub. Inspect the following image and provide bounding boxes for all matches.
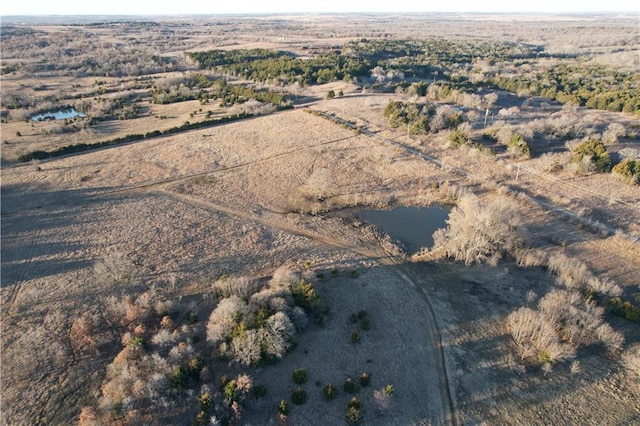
[291,387,307,405]
[345,406,362,424]
[224,380,238,401]
[291,280,319,310]
[293,368,308,385]
[351,332,361,344]
[384,384,394,395]
[253,384,267,399]
[508,133,531,159]
[343,377,359,393]
[612,158,640,184]
[324,384,337,400]
[170,366,188,390]
[360,317,370,331]
[449,129,468,147]
[538,351,553,364]
[348,397,361,409]
[572,139,611,172]
[199,392,212,411]
[129,336,144,348]
[359,373,370,387]
[278,400,289,415]
[609,297,640,322]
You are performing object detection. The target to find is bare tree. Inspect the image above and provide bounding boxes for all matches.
[432,194,521,265]
[206,296,250,344]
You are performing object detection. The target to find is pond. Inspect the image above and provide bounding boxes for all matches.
[31,108,85,122]
[357,205,450,253]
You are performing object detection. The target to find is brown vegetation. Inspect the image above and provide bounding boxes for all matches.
[1,12,639,426]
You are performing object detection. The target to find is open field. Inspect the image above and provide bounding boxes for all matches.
[2,13,639,425]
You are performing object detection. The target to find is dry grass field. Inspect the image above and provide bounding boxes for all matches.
[2,13,639,426]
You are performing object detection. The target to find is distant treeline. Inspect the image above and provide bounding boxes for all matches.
[187,39,639,115]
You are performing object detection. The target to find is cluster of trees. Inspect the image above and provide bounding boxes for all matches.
[80,264,327,425]
[187,40,638,115]
[2,23,185,77]
[344,38,545,78]
[382,100,462,135]
[493,64,640,114]
[207,267,327,365]
[428,192,628,369]
[508,289,623,365]
[151,76,289,107]
[188,49,372,86]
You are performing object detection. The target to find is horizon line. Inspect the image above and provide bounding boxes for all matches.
[2,10,638,17]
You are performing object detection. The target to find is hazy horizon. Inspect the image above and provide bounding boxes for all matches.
[1,0,638,16]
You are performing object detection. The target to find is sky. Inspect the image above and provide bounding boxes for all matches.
[1,0,638,16]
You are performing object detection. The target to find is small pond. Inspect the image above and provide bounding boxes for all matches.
[357,205,450,253]
[31,108,85,122]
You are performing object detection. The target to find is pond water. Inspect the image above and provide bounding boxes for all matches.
[31,108,85,121]
[357,205,450,253]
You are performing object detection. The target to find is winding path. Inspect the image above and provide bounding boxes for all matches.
[158,188,458,425]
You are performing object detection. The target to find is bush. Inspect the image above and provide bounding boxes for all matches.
[348,397,360,409]
[292,368,308,385]
[508,133,531,159]
[509,289,624,364]
[351,331,361,344]
[323,384,337,400]
[449,129,468,147]
[572,139,611,172]
[374,387,393,413]
[277,400,289,416]
[343,377,358,393]
[253,384,267,399]
[291,387,307,405]
[345,406,362,424]
[612,158,640,184]
[359,373,370,387]
[609,297,640,322]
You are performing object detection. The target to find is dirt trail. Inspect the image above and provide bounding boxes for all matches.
[160,188,458,425]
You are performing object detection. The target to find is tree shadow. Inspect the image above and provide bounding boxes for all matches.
[1,181,122,287]
[406,260,638,424]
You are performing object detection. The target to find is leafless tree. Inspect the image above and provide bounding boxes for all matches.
[432,194,521,265]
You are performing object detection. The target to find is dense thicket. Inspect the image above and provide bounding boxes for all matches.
[187,49,371,86]
[493,64,640,113]
[151,77,289,106]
